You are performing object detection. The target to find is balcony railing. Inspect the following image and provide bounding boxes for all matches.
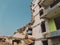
[45,2,60,15]
[41,2,60,18]
[43,30,60,39]
[50,0,60,7]
[50,29,60,37]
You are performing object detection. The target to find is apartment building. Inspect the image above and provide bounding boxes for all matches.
[30,0,60,45]
[30,0,47,45]
[39,0,60,45]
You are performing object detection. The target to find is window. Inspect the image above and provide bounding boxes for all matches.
[38,2,41,8]
[42,40,48,45]
[12,40,21,45]
[54,16,60,30]
[32,9,35,13]
[32,4,35,6]
[41,21,46,32]
[50,0,60,7]
[27,28,32,35]
[43,0,45,2]
[0,38,5,42]
[39,9,43,16]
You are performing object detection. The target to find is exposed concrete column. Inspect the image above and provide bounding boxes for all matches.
[35,40,43,45]
[45,19,50,32]
[48,39,52,45]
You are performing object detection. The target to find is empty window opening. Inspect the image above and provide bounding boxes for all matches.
[39,9,43,16]
[27,28,32,35]
[0,38,5,42]
[41,21,46,32]
[32,9,35,13]
[38,2,42,8]
[42,40,48,45]
[32,4,35,6]
[54,16,60,30]
[12,40,21,45]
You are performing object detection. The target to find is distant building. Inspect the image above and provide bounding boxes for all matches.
[12,23,35,45]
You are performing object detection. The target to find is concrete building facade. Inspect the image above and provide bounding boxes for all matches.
[30,0,46,45]
[39,0,60,45]
[30,0,60,45]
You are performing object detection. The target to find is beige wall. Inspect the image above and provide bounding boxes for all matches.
[6,38,12,44]
[31,0,44,45]
[13,33,25,38]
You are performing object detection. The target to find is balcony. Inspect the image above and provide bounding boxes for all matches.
[40,0,60,9]
[50,29,60,38]
[41,2,60,19]
[43,30,60,39]
[41,0,54,8]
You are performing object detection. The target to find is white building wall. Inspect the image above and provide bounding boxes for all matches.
[31,0,44,45]
[32,14,40,26]
[33,5,39,16]
[32,24,43,39]
[32,15,43,45]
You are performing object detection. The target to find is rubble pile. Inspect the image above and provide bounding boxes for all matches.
[0,42,12,45]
